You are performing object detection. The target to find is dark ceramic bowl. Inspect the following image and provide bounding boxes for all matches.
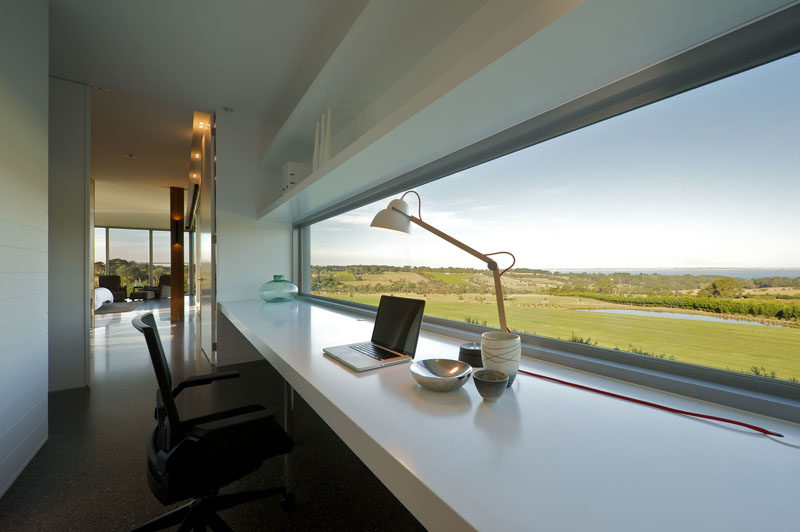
[472,369,508,403]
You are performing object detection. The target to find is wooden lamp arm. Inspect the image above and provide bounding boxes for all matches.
[395,209,509,331]
[408,215,493,264]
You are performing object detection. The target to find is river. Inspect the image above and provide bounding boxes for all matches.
[577,308,790,327]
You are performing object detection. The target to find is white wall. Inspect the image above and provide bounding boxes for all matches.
[215,112,292,365]
[48,78,91,392]
[0,0,49,498]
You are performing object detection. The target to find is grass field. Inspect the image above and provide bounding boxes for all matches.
[330,271,356,281]
[429,272,470,284]
[359,272,427,282]
[328,293,800,382]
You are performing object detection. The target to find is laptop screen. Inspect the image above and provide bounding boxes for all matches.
[371,296,425,356]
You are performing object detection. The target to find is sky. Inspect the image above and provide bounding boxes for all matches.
[95,228,189,264]
[311,52,800,270]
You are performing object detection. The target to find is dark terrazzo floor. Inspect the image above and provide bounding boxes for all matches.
[0,300,423,531]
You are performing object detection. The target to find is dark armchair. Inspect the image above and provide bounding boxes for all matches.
[98,275,127,302]
[156,274,171,299]
[142,274,171,300]
[131,313,294,531]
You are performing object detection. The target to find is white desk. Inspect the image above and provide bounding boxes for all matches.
[220,299,800,532]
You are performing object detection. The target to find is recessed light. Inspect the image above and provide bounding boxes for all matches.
[124,152,135,158]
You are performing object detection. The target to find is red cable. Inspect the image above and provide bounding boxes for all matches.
[516,368,783,437]
[401,190,423,220]
[486,251,516,276]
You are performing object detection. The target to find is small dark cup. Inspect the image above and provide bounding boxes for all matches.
[472,369,508,403]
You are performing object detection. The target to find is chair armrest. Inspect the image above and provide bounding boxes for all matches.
[187,409,273,439]
[172,370,240,397]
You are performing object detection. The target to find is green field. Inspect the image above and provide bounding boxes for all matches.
[429,272,470,284]
[332,293,800,382]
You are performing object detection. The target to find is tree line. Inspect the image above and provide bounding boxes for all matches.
[95,258,188,293]
[548,291,800,321]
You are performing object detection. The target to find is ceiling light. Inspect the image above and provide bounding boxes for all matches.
[124,152,135,158]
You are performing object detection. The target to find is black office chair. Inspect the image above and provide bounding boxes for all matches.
[131,312,294,531]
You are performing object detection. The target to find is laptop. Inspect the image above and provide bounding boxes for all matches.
[323,295,425,372]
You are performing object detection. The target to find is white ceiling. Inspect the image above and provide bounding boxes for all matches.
[49,0,368,228]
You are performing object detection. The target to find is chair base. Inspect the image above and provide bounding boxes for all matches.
[131,486,292,532]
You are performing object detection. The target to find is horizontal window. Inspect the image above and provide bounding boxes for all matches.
[308,51,800,386]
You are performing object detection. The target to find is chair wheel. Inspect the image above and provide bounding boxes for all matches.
[281,492,296,512]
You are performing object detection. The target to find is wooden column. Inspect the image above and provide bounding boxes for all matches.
[170,187,184,322]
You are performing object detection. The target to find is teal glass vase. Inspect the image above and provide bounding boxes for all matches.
[259,275,298,302]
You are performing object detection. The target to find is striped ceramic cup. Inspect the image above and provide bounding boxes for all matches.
[480,331,521,387]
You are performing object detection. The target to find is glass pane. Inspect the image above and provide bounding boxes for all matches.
[153,230,193,295]
[94,227,106,287]
[310,53,800,384]
[152,230,171,286]
[108,229,150,294]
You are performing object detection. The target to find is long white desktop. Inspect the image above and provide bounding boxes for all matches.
[220,298,799,532]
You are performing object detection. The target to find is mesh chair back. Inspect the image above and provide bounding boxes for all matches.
[132,313,182,447]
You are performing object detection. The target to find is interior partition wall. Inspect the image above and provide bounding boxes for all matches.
[0,0,49,499]
[49,76,92,393]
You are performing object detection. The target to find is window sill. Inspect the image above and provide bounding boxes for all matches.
[301,294,800,424]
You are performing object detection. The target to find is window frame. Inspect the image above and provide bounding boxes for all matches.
[96,225,196,295]
[294,6,800,422]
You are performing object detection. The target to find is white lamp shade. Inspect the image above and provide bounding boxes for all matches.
[370,198,411,233]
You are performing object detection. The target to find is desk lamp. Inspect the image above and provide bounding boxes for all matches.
[370,191,514,332]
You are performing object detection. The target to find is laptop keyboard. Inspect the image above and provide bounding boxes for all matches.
[350,342,400,360]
